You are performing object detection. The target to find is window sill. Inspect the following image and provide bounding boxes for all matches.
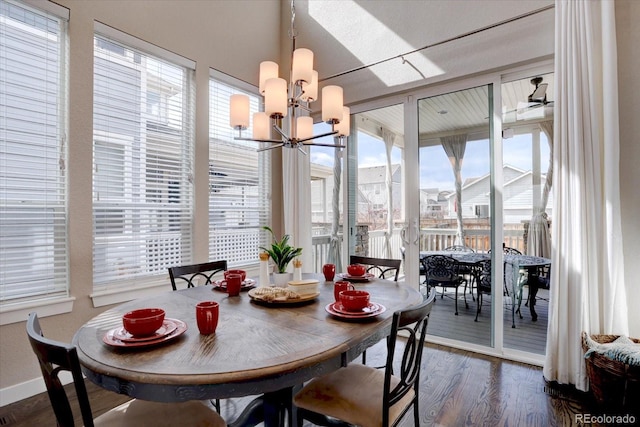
[90,281,169,308]
[0,296,76,326]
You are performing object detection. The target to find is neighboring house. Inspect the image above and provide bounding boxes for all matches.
[419,188,450,218]
[445,164,553,224]
[357,164,402,214]
[311,163,403,228]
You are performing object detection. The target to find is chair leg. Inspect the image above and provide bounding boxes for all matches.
[475,292,482,322]
[454,288,459,315]
[463,283,468,309]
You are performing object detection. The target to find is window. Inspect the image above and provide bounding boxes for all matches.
[209,72,270,267]
[93,25,195,289]
[0,0,69,304]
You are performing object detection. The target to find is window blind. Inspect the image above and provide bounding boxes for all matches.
[209,75,270,267]
[93,31,194,289]
[0,0,68,303]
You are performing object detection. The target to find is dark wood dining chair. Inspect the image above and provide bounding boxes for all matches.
[168,260,226,412]
[349,255,402,364]
[26,312,226,427]
[421,254,468,315]
[349,255,402,282]
[168,260,227,290]
[293,292,435,427]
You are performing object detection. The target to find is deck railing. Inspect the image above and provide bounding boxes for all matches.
[310,226,526,272]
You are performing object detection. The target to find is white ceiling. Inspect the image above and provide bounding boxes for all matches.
[281,0,555,142]
[286,0,555,106]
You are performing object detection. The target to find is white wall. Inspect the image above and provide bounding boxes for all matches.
[616,0,640,336]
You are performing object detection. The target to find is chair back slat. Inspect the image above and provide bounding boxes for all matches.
[168,260,227,290]
[383,293,435,424]
[27,312,95,427]
[349,255,402,282]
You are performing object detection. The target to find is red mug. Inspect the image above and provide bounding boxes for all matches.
[322,263,336,281]
[223,273,242,296]
[334,281,355,302]
[196,301,219,335]
[224,269,246,282]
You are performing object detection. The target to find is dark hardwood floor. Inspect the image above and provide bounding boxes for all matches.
[1,339,611,427]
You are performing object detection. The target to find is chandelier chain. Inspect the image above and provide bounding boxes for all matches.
[289,0,297,39]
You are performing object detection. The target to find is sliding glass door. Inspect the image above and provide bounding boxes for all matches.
[337,68,553,360]
[417,85,495,346]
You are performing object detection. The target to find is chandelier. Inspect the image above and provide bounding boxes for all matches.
[229,0,349,153]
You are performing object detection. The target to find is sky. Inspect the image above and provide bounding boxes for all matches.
[310,124,550,193]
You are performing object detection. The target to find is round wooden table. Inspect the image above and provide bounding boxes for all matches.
[73,274,422,426]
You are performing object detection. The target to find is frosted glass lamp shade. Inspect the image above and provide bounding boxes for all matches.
[335,107,350,137]
[253,112,271,140]
[291,48,313,84]
[301,70,318,102]
[264,78,288,117]
[230,94,250,129]
[259,61,278,95]
[296,116,313,140]
[322,85,343,123]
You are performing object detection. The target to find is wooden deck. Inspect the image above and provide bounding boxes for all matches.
[425,287,549,354]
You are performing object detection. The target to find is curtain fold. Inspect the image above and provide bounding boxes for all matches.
[527,120,553,258]
[382,128,396,258]
[327,138,343,272]
[544,0,628,391]
[283,148,313,272]
[441,134,467,245]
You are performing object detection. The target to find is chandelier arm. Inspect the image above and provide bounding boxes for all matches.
[297,130,338,144]
[235,137,283,144]
[272,124,289,141]
[297,146,307,155]
[257,143,285,152]
[302,142,345,149]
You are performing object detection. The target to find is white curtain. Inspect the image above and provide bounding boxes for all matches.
[382,128,396,258]
[327,138,343,272]
[283,148,313,272]
[544,0,628,391]
[441,134,467,245]
[527,120,553,258]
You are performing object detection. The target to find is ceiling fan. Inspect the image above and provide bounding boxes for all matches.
[513,76,554,119]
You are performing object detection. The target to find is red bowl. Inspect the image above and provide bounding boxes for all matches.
[122,308,165,337]
[339,290,370,311]
[347,264,366,277]
[225,269,246,281]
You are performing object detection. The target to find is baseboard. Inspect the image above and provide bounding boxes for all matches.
[0,372,73,407]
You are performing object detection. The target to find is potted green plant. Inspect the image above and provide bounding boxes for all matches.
[260,226,302,284]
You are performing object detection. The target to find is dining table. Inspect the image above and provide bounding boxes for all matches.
[419,251,551,327]
[72,273,422,427]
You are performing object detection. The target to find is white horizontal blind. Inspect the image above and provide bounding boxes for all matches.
[209,76,270,267]
[93,32,194,289]
[0,0,68,303]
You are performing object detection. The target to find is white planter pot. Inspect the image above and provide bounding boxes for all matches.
[272,272,292,286]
